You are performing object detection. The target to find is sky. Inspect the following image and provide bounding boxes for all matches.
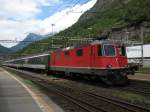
[0,0,97,48]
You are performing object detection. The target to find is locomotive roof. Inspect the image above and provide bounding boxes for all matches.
[91,40,115,45]
[55,40,118,52]
[51,40,118,53]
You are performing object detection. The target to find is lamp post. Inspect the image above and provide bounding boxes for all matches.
[51,24,55,35]
[88,27,92,38]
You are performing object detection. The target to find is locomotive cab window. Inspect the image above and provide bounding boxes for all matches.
[76,49,83,56]
[103,45,115,56]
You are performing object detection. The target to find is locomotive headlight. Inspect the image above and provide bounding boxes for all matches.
[107,64,112,68]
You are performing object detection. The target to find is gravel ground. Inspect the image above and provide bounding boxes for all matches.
[128,73,150,81]
[44,75,150,108]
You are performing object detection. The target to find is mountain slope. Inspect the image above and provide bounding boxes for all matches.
[59,0,150,37]
[11,33,48,52]
[0,45,12,54]
[17,0,150,55]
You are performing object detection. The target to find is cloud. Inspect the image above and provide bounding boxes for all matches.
[0,0,97,48]
[40,0,97,34]
[0,19,41,47]
[0,0,62,20]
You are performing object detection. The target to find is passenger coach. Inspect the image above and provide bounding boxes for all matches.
[4,53,50,70]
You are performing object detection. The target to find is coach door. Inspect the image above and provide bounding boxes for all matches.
[46,55,51,70]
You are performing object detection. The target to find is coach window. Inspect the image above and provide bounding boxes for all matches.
[37,57,42,64]
[64,50,69,56]
[76,49,83,56]
[97,45,102,56]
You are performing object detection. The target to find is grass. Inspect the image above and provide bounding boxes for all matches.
[139,67,150,71]
[112,90,145,103]
[23,79,35,85]
[137,67,150,74]
[144,35,150,44]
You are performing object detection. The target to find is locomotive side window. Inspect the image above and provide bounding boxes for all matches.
[56,52,60,59]
[97,45,102,56]
[121,46,126,56]
[118,46,126,56]
[104,45,115,56]
[76,49,83,56]
[64,50,69,56]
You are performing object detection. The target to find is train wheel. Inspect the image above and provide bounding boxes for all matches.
[100,74,129,86]
[64,72,71,78]
[100,76,113,86]
[111,74,129,86]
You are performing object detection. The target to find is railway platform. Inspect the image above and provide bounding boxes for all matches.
[0,68,43,112]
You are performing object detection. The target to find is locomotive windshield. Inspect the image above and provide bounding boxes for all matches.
[103,45,115,56]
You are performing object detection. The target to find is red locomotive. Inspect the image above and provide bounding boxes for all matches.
[49,40,131,85]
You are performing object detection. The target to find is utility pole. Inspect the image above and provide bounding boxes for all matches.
[51,38,53,50]
[51,24,55,49]
[126,31,129,45]
[140,25,144,67]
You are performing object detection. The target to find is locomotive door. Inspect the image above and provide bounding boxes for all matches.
[91,45,96,68]
[91,45,102,68]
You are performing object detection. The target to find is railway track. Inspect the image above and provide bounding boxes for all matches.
[131,80,150,88]
[5,68,108,112]
[34,80,108,112]
[117,87,150,96]
[45,81,150,112]
[6,68,109,112]
[56,84,150,112]
[16,75,148,112]
[114,80,150,96]
[4,67,150,112]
